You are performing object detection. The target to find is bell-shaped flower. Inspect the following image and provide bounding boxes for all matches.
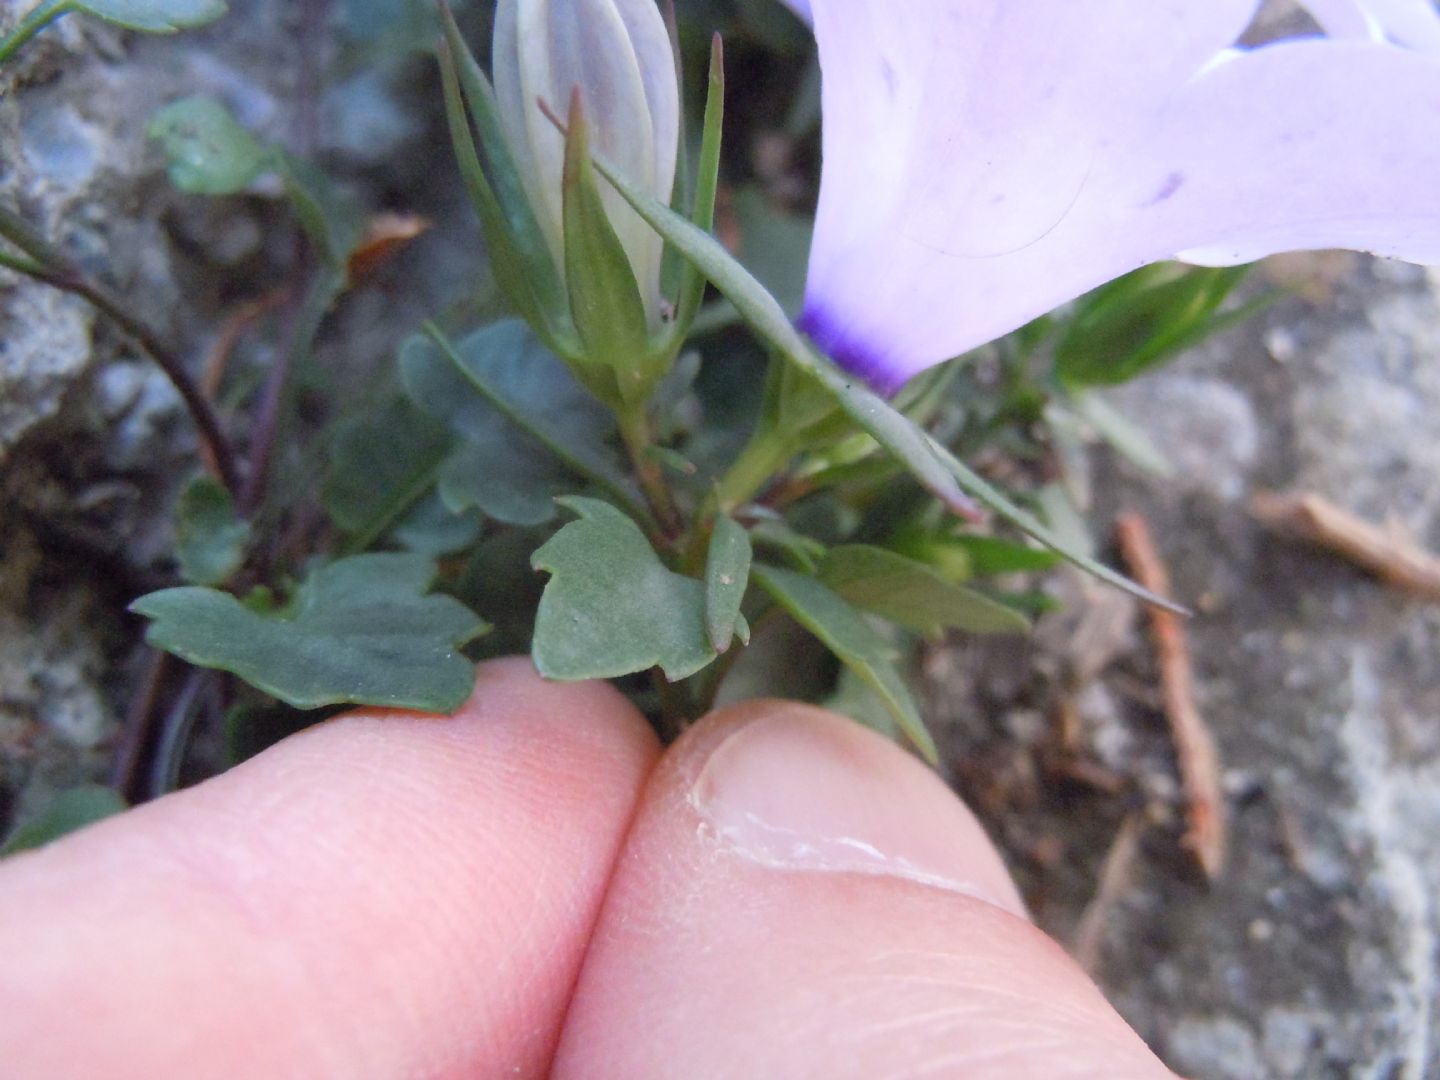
[1303,0,1440,50]
[493,0,680,330]
[786,1,1440,393]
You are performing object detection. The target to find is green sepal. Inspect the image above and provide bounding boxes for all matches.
[437,4,572,347]
[667,33,725,345]
[574,140,1183,614]
[560,93,654,407]
[437,41,566,349]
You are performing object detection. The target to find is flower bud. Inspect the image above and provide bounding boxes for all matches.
[493,0,679,330]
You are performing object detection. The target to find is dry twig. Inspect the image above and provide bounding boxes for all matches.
[1251,490,1440,603]
[1116,512,1227,879]
[1072,813,1144,972]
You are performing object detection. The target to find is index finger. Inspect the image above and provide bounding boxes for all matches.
[0,657,658,1079]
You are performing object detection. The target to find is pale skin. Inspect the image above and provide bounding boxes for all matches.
[0,657,1176,1078]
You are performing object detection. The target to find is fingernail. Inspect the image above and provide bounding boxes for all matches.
[689,705,1027,915]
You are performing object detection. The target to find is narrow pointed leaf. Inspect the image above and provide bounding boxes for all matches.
[132,554,489,712]
[924,435,1185,613]
[572,135,978,519]
[438,4,568,322]
[563,113,1180,612]
[819,545,1029,637]
[1055,264,1252,387]
[531,497,715,681]
[438,42,557,339]
[561,94,653,402]
[672,34,726,336]
[752,564,937,764]
[704,512,752,651]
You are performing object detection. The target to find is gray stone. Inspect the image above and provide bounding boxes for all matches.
[0,284,92,454]
[927,255,1440,1078]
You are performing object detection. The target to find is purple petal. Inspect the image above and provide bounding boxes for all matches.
[801,0,1259,389]
[778,0,811,25]
[1302,0,1440,51]
[801,1,1440,392]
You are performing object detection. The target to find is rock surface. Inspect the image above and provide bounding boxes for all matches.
[926,255,1440,1080]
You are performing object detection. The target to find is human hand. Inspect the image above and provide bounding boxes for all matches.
[0,658,1175,1078]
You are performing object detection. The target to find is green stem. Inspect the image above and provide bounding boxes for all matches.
[0,0,69,68]
[713,428,795,514]
[0,247,49,277]
[618,406,682,540]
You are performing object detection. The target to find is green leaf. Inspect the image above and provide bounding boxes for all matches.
[751,564,936,764]
[175,474,249,585]
[945,535,1061,577]
[560,95,654,404]
[824,665,898,742]
[1054,263,1253,387]
[670,34,725,340]
[146,97,268,195]
[437,5,571,340]
[531,497,714,681]
[819,545,1029,637]
[705,513,752,652]
[748,518,826,573]
[322,395,453,545]
[75,0,225,32]
[392,493,484,556]
[403,321,645,525]
[1,785,126,856]
[574,139,978,521]
[132,554,489,712]
[923,435,1184,613]
[273,150,366,270]
[572,118,1183,614]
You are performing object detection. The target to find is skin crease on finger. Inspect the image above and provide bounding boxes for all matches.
[0,658,660,1080]
[552,699,1178,1080]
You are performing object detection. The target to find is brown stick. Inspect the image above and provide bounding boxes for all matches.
[1251,490,1440,603]
[1116,512,1227,879]
[1072,813,1144,972]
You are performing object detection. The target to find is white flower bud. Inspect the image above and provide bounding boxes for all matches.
[493,0,679,329]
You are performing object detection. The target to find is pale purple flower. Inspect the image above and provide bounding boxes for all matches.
[1303,0,1440,50]
[785,1,1440,393]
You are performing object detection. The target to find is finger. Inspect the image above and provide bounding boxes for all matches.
[554,699,1174,1079]
[0,657,658,1080]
